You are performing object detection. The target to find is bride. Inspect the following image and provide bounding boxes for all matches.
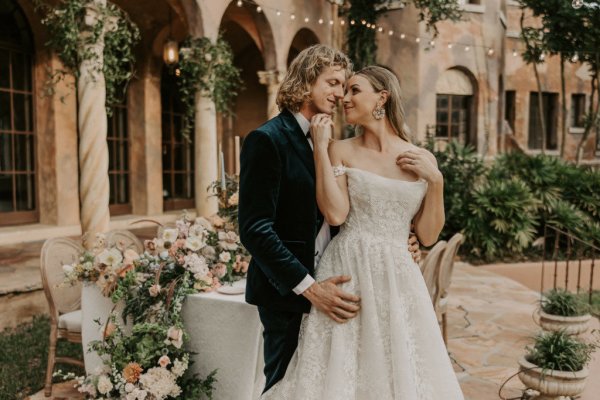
[260,66,464,399]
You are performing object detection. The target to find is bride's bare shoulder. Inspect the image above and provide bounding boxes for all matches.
[328,137,358,165]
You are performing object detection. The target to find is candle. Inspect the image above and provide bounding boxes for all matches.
[234,136,241,176]
[220,147,226,192]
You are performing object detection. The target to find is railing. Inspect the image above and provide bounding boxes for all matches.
[541,224,599,307]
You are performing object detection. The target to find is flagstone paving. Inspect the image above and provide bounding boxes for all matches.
[16,259,600,400]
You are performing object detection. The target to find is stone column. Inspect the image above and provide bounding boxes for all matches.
[78,0,110,248]
[195,92,219,217]
[258,70,284,119]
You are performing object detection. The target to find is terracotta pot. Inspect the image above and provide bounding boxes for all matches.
[518,356,589,400]
[537,309,591,335]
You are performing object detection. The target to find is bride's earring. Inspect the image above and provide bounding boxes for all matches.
[372,103,385,120]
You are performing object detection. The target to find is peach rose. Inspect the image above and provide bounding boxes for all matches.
[149,284,161,297]
[158,355,171,368]
[123,362,143,383]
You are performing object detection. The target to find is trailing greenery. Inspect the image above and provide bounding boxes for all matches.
[541,288,590,317]
[178,36,243,139]
[345,0,462,69]
[526,330,598,372]
[36,0,140,115]
[0,315,84,400]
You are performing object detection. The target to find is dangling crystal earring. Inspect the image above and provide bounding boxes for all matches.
[373,104,385,120]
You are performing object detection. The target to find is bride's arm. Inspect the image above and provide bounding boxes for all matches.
[312,115,350,226]
[397,149,445,246]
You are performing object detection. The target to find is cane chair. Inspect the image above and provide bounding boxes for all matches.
[419,240,447,303]
[106,229,143,253]
[434,233,464,344]
[40,237,85,396]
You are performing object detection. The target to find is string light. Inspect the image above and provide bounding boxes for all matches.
[350,20,355,25]
[512,49,518,57]
[276,9,281,16]
[361,20,367,25]
[464,46,470,51]
[429,40,435,46]
[448,43,453,49]
[318,18,324,24]
[329,20,334,25]
[487,48,495,56]
[366,23,371,28]
[539,53,545,61]
[571,53,579,62]
[256,5,262,13]
[340,20,345,25]
[388,30,394,36]
[304,17,309,22]
[290,13,295,20]
[415,37,421,43]
[236,0,242,6]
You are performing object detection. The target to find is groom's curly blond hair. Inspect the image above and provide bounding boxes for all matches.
[277,45,352,113]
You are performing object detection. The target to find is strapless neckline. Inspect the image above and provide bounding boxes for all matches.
[345,167,426,184]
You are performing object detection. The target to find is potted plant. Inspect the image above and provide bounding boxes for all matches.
[518,330,598,399]
[537,288,591,335]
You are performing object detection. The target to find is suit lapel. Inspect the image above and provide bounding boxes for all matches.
[280,109,315,179]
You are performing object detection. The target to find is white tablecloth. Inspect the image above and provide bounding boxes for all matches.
[182,287,265,400]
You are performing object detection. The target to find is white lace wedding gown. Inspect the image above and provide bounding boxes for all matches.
[261,166,464,400]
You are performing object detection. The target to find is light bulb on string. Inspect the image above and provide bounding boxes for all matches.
[487,48,495,56]
[329,20,334,25]
[571,53,579,62]
[378,27,383,32]
[366,23,371,28]
[318,18,324,24]
[388,30,394,36]
[291,14,296,20]
[464,46,470,51]
[350,20,355,25]
[340,20,346,25]
[256,5,262,13]
[512,49,518,57]
[539,53,545,61]
[361,20,366,25]
[415,37,421,43]
[236,0,242,6]
[371,25,376,30]
[447,43,453,49]
[429,40,435,47]
[276,10,281,16]
[400,33,406,39]
[304,17,309,23]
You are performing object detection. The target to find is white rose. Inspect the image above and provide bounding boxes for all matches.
[185,236,205,252]
[97,375,113,395]
[219,252,231,263]
[125,383,135,393]
[162,228,179,243]
[62,264,74,275]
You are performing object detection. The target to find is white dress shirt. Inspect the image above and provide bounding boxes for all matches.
[291,112,332,295]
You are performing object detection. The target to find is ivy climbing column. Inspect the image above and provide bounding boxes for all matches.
[78,0,110,248]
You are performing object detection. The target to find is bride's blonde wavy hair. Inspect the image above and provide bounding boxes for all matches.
[277,44,352,112]
[355,66,410,142]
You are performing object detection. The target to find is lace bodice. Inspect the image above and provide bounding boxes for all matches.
[337,166,427,243]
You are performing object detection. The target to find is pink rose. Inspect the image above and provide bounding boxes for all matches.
[212,263,227,278]
[241,261,249,273]
[149,284,161,297]
[158,355,171,368]
[165,326,183,349]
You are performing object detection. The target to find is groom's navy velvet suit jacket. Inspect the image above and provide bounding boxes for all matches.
[239,109,338,314]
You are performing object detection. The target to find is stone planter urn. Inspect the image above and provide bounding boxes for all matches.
[537,309,591,336]
[81,283,127,375]
[518,356,589,400]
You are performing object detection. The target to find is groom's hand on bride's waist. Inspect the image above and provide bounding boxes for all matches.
[302,276,361,324]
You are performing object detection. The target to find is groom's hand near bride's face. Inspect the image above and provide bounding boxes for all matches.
[302,276,361,323]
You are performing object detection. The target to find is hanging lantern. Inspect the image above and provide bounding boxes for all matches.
[163,39,179,66]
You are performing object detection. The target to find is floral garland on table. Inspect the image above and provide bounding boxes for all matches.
[60,210,249,399]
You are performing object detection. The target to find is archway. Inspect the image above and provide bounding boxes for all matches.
[287,28,320,67]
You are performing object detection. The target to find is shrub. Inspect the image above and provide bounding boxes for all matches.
[462,177,539,262]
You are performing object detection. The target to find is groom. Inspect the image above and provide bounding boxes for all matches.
[239,45,420,392]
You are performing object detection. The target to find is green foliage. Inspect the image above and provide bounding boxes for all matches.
[526,330,598,372]
[345,0,462,69]
[428,140,486,241]
[541,288,590,317]
[36,0,140,115]
[178,36,243,139]
[0,315,84,399]
[463,177,540,261]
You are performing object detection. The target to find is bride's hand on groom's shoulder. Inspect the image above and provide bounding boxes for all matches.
[396,148,443,184]
[310,113,334,149]
[302,275,361,323]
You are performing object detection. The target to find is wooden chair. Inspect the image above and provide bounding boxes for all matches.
[434,233,464,344]
[420,240,447,303]
[40,237,85,397]
[106,229,143,253]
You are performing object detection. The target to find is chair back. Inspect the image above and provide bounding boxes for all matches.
[106,229,143,253]
[435,233,464,305]
[40,237,84,319]
[420,240,447,302]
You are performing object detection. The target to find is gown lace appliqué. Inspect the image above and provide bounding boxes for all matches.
[260,167,464,400]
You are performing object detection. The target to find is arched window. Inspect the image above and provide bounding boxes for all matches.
[435,69,476,147]
[107,87,131,215]
[0,0,36,225]
[161,68,194,211]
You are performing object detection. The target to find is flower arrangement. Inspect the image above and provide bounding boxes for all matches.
[60,212,249,398]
